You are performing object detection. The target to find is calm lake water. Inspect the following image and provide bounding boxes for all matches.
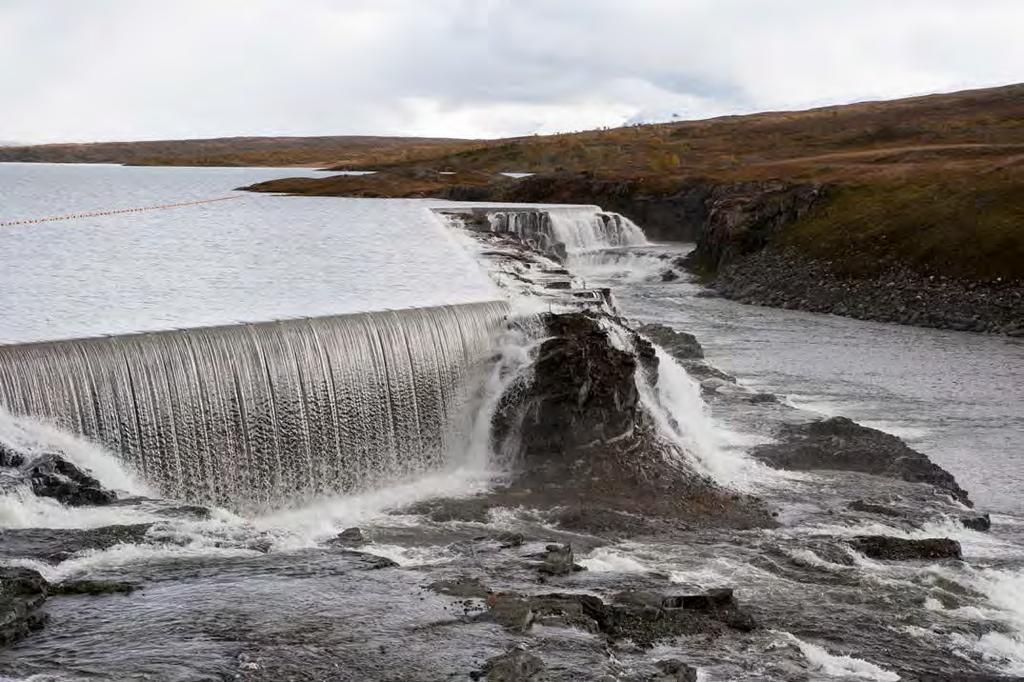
[0,163,497,344]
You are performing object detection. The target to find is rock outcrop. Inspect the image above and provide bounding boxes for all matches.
[687,181,828,272]
[750,417,971,505]
[0,566,49,646]
[1,444,117,507]
[849,536,963,561]
[490,311,772,529]
[484,587,756,648]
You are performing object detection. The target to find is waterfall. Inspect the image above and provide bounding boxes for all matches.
[545,207,647,252]
[0,301,508,509]
[481,206,647,255]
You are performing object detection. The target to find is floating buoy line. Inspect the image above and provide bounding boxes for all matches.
[0,195,242,228]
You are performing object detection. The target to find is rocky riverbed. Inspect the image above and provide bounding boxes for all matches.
[0,209,1020,680]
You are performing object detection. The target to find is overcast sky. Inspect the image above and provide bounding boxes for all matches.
[2,0,1022,144]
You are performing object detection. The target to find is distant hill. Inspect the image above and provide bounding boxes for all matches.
[0,135,476,167]
[246,84,1024,291]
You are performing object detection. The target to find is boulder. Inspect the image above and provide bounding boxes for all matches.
[329,527,367,547]
[750,417,971,506]
[0,566,49,646]
[538,543,576,576]
[52,580,136,596]
[486,588,756,648]
[849,536,962,561]
[473,645,545,682]
[0,523,153,564]
[26,453,116,506]
[638,323,704,360]
[847,500,903,517]
[428,576,490,599]
[0,443,25,468]
[655,659,699,681]
[961,513,991,532]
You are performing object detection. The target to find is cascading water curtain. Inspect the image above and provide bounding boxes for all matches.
[0,301,509,509]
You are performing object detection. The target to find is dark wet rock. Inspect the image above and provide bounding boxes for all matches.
[329,527,368,547]
[654,659,698,681]
[52,580,136,596]
[746,392,778,405]
[848,499,904,517]
[486,588,755,648]
[337,550,400,570]
[0,523,153,564]
[0,566,49,646]
[750,417,971,505]
[538,543,576,576]
[780,540,855,567]
[0,443,25,468]
[157,504,213,520]
[486,594,535,632]
[491,311,773,530]
[25,453,116,506]
[849,536,962,561]
[495,531,525,549]
[549,507,660,538]
[429,576,491,599]
[472,645,545,681]
[660,269,680,282]
[681,362,736,383]
[508,312,643,457]
[961,513,992,532]
[638,323,704,360]
[404,496,491,523]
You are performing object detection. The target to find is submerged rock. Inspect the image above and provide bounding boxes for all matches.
[52,580,136,596]
[484,588,755,648]
[0,566,49,646]
[638,323,704,360]
[0,523,153,564]
[473,645,545,681]
[751,417,971,505]
[961,513,992,532]
[847,499,904,517]
[849,536,962,561]
[549,506,660,538]
[537,543,579,577]
[655,659,699,681]
[328,527,368,547]
[429,576,491,599]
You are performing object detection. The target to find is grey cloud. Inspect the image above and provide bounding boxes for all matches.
[1,0,1021,143]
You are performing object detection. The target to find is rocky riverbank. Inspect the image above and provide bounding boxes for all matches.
[711,247,1024,335]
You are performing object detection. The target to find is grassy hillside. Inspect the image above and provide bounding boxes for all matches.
[0,135,478,167]
[299,84,1023,282]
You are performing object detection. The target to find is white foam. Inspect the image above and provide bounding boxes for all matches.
[10,540,261,583]
[363,543,456,567]
[636,344,771,490]
[579,547,650,574]
[778,632,900,681]
[0,408,152,496]
[254,468,496,549]
[0,485,160,529]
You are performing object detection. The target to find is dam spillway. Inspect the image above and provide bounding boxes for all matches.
[0,301,508,508]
